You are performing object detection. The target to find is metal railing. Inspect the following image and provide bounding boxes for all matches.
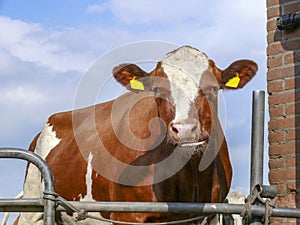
[0,148,55,225]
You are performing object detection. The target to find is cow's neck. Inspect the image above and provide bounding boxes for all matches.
[151,145,214,202]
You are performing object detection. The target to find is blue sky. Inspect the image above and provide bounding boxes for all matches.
[0,0,268,223]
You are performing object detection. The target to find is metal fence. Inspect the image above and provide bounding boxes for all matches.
[1,90,300,225]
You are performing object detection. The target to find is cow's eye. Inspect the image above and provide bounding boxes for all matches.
[152,86,160,93]
[205,86,219,100]
[211,86,219,93]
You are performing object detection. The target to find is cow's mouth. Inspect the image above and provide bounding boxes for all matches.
[176,138,209,158]
[178,140,207,148]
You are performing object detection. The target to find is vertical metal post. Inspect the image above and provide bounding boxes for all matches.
[0,148,55,225]
[250,90,265,225]
[250,90,265,190]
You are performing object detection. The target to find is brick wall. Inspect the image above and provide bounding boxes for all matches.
[267,0,300,224]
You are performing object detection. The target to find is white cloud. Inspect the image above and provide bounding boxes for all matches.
[1,86,43,105]
[109,0,211,25]
[0,16,41,46]
[0,16,94,73]
[86,3,107,13]
[104,0,266,37]
[0,0,267,74]
[0,51,13,71]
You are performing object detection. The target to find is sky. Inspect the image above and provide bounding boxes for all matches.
[0,0,268,223]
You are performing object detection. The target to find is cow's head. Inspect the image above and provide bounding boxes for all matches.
[113,46,257,155]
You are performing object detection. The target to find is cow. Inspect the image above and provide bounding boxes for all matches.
[15,46,257,225]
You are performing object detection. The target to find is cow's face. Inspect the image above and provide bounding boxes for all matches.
[113,46,257,155]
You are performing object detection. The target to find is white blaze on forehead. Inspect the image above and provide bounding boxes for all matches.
[161,46,209,120]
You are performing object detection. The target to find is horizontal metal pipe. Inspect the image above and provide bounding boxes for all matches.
[57,202,246,215]
[2,200,300,218]
[0,199,43,212]
[255,184,277,199]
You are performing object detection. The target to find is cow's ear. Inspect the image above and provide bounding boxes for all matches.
[221,60,258,89]
[113,64,150,92]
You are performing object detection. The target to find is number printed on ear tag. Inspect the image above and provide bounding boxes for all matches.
[225,73,240,88]
[130,77,145,90]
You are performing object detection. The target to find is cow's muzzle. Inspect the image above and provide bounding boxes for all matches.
[168,118,204,145]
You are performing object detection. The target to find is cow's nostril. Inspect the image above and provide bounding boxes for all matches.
[171,126,179,134]
[191,126,197,133]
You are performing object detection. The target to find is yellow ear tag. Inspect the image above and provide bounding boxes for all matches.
[130,76,145,91]
[225,72,241,88]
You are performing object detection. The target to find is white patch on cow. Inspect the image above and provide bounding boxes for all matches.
[225,192,245,225]
[19,122,61,225]
[219,192,246,225]
[60,153,111,224]
[162,46,209,121]
[81,152,94,201]
[35,122,61,158]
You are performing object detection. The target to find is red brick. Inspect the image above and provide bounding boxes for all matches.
[267,31,282,44]
[286,155,296,168]
[286,103,295,115]
[267,19,278,32]
[269,105,284,118]
[269,131,285,143]
[284,1,300,14]
[268,91,295,105]
[284,52,295,64]
[286,103,300,116]
[268,80,283,93]
[269,168,296,182]
[267,66,296,80]
[267,6,281,19]
[276,195,296,207]
[267,42,287,56]
[269,143,296,156]
[273,183,287,195]
[285,128,300,141]
[269,117,296,130]
[268,55,283,68]
[286,218,298,225]
[284,78,300,90]
[269,91,300,106]
[267,0,280,7]
[269,157,285,169]
[286,181,297,193]
[270,217,288,224]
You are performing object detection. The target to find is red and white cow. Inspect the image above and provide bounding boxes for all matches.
[15,46,257,225]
